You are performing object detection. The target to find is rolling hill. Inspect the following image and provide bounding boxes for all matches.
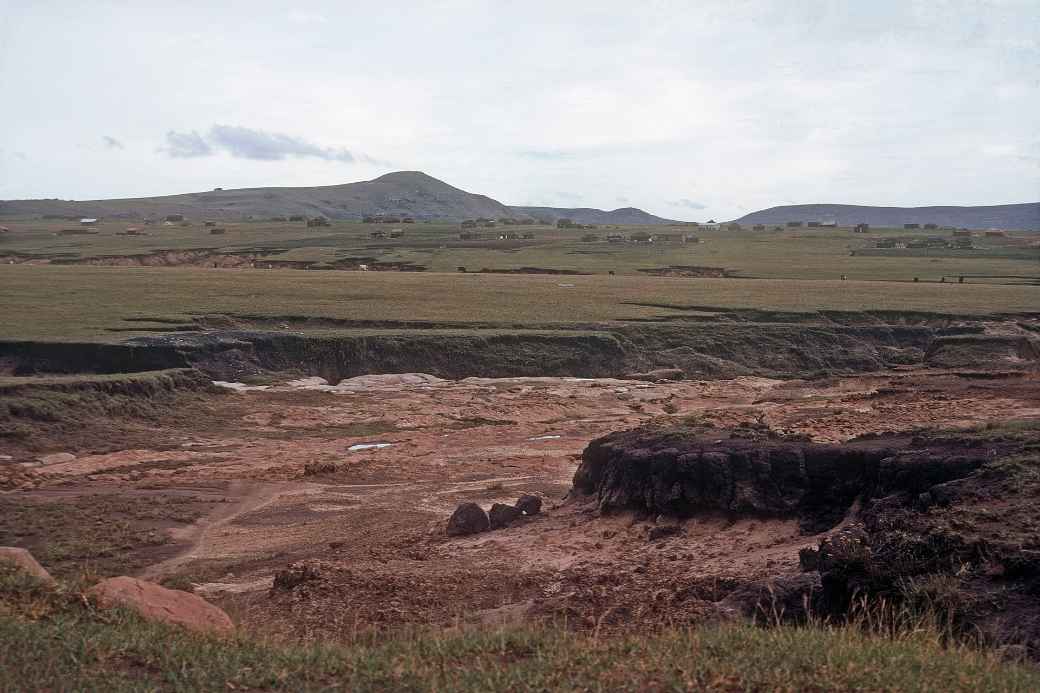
[509,206,675,225]
[734,203,1040,231]
[0,172,675,224]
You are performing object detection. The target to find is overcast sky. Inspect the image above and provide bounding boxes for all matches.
[1,1,1036,220]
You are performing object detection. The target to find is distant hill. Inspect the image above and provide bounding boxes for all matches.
[0,171,672,224]
[508,206,675,225]
[734,203,1040,231]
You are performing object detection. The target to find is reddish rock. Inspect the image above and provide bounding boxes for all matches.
[87,576,233,635]
[0,547,54,584]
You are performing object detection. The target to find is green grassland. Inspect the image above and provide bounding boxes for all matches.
[3,265,1040,341]
[1,219,1037,281]
[2,568,1038,692]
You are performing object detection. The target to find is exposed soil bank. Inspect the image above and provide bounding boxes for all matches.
[572,423,1040,655]
[1,313,1036,382]
[0,369,216,453]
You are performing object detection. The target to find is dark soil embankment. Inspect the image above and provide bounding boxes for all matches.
[572,423,1040,656]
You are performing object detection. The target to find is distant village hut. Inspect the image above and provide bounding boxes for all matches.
[853,223,870,233]
[606,233,626,243]
[204,221,217,227]
[903,223,920,230]
[807,221,821,228]
[984,229,1008,238]
[581,233,600,242]
[307,216,331,227]
[786,221,803,227]
[952,237,973,249]
[289,215,306,222]
[165,214,184,222]
[923,223,939,230]
[752,224,766,231]
[80,218,98,226]
[629,231,654,243]
[952,229,972,237]
[209,227,226,235]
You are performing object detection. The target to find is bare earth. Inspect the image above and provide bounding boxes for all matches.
[7,369,1040,639]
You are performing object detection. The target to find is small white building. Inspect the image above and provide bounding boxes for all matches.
[80,218,98,226]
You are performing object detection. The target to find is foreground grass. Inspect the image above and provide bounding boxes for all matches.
[3,265,1040,340]
[2,570,1037,692]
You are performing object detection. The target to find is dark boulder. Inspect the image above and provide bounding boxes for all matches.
[489,503,524,529]
[447,503,490,536]
[515,494,543,516]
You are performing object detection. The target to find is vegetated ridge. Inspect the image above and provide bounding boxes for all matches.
[0,171,676,224]
[735,203,1040,231]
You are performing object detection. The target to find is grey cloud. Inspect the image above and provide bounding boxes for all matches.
[162,130,212,158]
[102,135,124,150]
[671,198,708,210]
[208,125,354,162]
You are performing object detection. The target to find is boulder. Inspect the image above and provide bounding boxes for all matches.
[446,502,490,536]
[87,576,233,635]
[0,547,54,584]
[515,494,543,516]
[489,503,524,530]
[719,573,821,622]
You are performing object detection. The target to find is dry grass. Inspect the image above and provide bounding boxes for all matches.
[2,265,1039,341]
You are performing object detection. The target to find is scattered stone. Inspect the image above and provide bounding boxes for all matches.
[87,576,234,635]
[489,503,524,530]
[0,547,55,584]
[515,494,543,516]
[272,562,323,590]
[37,452,76,466]
[446,502,490,536]
[647,524,682,541]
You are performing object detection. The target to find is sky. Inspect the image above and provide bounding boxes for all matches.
[0,1,1037,220]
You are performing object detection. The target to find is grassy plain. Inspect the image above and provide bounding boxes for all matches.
[1,219,1037,281]
[3,265,1040,341]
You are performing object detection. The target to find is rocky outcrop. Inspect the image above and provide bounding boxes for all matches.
[87,576,234,635]
[573,427,993,532]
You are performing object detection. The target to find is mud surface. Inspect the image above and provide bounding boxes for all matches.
[2,369,1038,640]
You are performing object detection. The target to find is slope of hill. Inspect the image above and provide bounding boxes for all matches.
[0,172,514,222]
[508,206,675,225]
[734,203,1040,230]
[0,172,673,224]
